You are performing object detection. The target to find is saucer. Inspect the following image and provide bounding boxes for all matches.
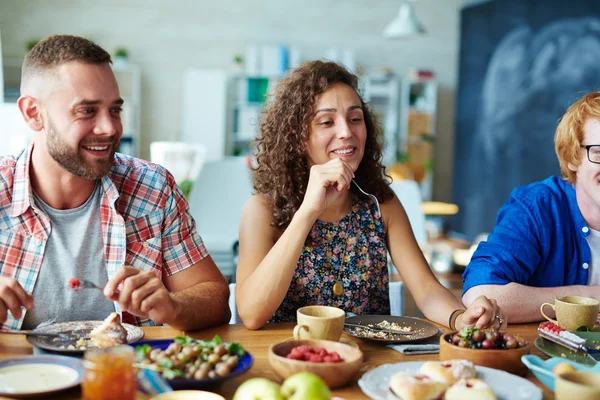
[283,336,360,349]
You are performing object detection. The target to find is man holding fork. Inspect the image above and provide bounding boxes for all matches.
[0,35,230,330]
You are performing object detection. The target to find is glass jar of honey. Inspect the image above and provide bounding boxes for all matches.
[82,345,136,400]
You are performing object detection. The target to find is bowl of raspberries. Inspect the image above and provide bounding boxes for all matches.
[268,339,363,388]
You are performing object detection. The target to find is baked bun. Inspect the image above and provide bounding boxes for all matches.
[388,372,447,400]
[419,360,476,385]
[89,312,128,348]
[445,378,496,400]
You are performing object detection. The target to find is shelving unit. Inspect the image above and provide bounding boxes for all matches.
[402,78,438,200]
[2,58,23,104]
[362,72,438,201]
[363,73,402,166]
[228,75,280,156]
[0,56,141,158]
[112,63,142,157]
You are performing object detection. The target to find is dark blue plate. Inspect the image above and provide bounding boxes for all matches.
[130,339,253,390]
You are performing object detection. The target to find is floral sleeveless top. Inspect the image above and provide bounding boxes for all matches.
[271,194,390,322]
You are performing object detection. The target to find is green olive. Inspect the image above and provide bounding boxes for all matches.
[215,362,231,377]
[207,353,220,364]
[199,362,211,373]
[214,345,227,357]
[194,368,209,380]
[226,355,239,368]
[182,346,195,357]
[149,349,162,362]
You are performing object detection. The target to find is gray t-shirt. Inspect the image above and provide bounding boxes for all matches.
[22,183,115,329]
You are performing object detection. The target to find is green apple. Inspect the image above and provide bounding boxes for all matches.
[233,377,285,400]
[280,372,331,400]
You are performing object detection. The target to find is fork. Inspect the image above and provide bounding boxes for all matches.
[344,322,416,335]
[78,279,103,290]
[0,329,87,340]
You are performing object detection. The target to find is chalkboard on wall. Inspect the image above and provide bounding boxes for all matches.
[453,0,600,239]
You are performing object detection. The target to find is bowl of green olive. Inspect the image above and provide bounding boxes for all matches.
[133,335,253,389]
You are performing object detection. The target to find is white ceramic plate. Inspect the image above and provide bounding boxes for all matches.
[0,355,84,398]
[358,361,543,400]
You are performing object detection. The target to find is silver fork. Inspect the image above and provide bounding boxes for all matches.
[71,279,104,291]
[0,329,87,340]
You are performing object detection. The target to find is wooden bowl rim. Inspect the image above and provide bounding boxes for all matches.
[440,331,531,354]
[268,339,364,366]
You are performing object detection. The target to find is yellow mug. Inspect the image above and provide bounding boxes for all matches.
[540,295,599,332]
[293,305,345,341]
[555,371,600,400]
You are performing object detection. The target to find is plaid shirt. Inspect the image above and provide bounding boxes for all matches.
[0,144,208,329]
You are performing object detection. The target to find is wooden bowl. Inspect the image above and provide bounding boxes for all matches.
[440,332,531,376]
[268,339,363,388]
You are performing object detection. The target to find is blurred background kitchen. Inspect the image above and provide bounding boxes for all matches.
[1,0,599,315]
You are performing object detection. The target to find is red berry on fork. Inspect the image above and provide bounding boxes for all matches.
[68,278,81,291]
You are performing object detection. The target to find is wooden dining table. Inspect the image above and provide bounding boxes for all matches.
[0,322,554,400]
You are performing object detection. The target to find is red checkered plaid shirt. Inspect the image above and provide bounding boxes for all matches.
[0,144,208,329]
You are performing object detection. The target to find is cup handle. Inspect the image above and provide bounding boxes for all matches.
[540,303,557,324]
[293,324,309,339]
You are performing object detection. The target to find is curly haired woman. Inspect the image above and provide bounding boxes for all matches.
[236,60,505,330]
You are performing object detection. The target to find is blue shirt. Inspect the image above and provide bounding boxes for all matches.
[462,176,591,295]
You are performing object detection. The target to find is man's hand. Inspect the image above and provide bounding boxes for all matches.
[458,295,507,330]
[104,266,179,325]
[0,277,34,323]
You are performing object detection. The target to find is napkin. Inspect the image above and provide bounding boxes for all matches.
[388,329,445,355]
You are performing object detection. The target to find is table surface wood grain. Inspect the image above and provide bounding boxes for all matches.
[0,322,554,399]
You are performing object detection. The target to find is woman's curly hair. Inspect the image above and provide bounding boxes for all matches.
[253,60,394,229]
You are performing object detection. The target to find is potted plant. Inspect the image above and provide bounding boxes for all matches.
[114,48,129,66]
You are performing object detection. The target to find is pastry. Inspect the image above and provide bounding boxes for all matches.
[419,359,476,385]
[388,372,447,400]
[445,378,497,400]
[89,312,128,348]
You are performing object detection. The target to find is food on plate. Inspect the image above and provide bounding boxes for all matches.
[285,345,343,363]
[447,326,528,350]
[346,319,413,340]
[135,335,245,380]
[419,359,476,385]
[89,312,128,348]
[233,372,330,400]
[376,320,413,333]
[388,372,447,400]
[552,361,577,375]
[538,321,587,347]
[68,277,81,291]
[444,378,497,400]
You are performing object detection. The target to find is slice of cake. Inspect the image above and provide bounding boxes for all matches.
[89,312,128,348]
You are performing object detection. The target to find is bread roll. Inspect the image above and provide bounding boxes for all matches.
[445,378,497,400]
[89,312,128,348]
[419,360,476,385]
[388,372,447,400]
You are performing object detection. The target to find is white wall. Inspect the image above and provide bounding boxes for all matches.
[0,0,461,201]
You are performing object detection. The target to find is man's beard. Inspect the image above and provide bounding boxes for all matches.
[46,118,117,180]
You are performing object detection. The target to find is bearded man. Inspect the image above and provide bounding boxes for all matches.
[0,35,230,330]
